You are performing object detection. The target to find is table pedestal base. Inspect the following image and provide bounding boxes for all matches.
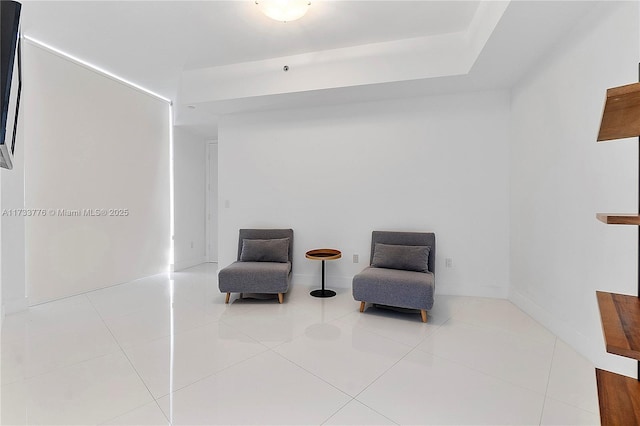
[310,289,336,298]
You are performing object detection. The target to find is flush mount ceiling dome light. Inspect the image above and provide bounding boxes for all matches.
[255,0,311,23]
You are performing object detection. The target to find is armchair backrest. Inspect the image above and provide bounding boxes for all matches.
[237,228,294,265]
[370,231,436,273]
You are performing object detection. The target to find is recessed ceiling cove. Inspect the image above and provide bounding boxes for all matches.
[19,1,603,136]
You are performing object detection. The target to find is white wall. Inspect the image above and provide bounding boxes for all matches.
[173,126,206,270]
[219,91,510,297]
[1,109,26,314]
[0,167,3,323]
[510,1,639,376]
[23,42,171,304]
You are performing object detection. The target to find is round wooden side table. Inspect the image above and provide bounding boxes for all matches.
[305,248,341,298]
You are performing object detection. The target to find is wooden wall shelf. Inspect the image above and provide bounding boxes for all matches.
[597,291,640,361]
[598,82,640,141]
[596,368,640,425]
[595,78,640,421]
[597,213,640,225]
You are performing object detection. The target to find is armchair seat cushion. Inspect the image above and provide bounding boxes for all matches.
[218,261,291,294]
[218,228,293,303]
[353,266,434,311]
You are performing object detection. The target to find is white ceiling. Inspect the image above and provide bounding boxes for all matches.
[20,1,603,138]
[22,1,480,97]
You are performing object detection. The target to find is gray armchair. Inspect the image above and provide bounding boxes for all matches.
[352,231,435,322]
[218,228,293,304]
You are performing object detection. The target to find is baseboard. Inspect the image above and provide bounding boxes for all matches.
[436,283,508,299]
[173,256,208,272]
[3,296,28,315]
[509,288,636,378]
[293,273,509,299]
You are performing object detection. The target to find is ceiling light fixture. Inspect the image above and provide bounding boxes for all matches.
[255,0,311,23]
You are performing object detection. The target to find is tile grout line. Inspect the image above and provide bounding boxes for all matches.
[318,397,356,426]
[86,281,261,423]
[446,314,556,347]
[350,316,455,401]
[394,311,554,402]
[26,271,171,309]
[346,400,400,426]
[85,294,171,425]
[199,292,368,425]
[269,348,354,399]
[2,294,130,386]
[317,303,452,426]
[538,339,600,416]
[92,287,282,414]
[270,326,410,425]
[268,301,457,425]
[349,344,424,424]
[331,312,444,348]
[150,347,270,401]
[543,395,601,417]
[4,275,596,425]
[538,336,558,425]
[417,345,553,400]
[268,349,402,426]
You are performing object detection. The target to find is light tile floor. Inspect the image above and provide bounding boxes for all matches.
[1,263,600,425]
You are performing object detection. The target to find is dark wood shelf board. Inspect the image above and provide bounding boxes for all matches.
[598,82,640,141]
[595,80,640,424]
[596,368,640,426]
[597,213,640,225]
[597,291,640,361]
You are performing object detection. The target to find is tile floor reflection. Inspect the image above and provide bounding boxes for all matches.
[2,263,600,425]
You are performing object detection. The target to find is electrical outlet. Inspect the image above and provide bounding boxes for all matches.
[353,254,359,263]
[190,241,194,249]
[445,258,453,268]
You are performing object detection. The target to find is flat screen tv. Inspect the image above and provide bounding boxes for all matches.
[0,1,21,170]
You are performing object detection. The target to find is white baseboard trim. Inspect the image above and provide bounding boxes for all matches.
[509,288,637,378]
[436,283,508,299]
[3,296,29,315]
[173,256,208,272]
[292,274,508,299]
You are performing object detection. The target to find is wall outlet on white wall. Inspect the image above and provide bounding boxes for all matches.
[445,258,453,268]
[353,254,359,263]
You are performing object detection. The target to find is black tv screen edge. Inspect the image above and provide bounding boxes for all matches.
[0,0,22,170]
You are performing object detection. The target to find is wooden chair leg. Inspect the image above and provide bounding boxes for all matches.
[360,301,366,313]
[421,310,428,323]
[278,293,284,304]
[225,292,230,304]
